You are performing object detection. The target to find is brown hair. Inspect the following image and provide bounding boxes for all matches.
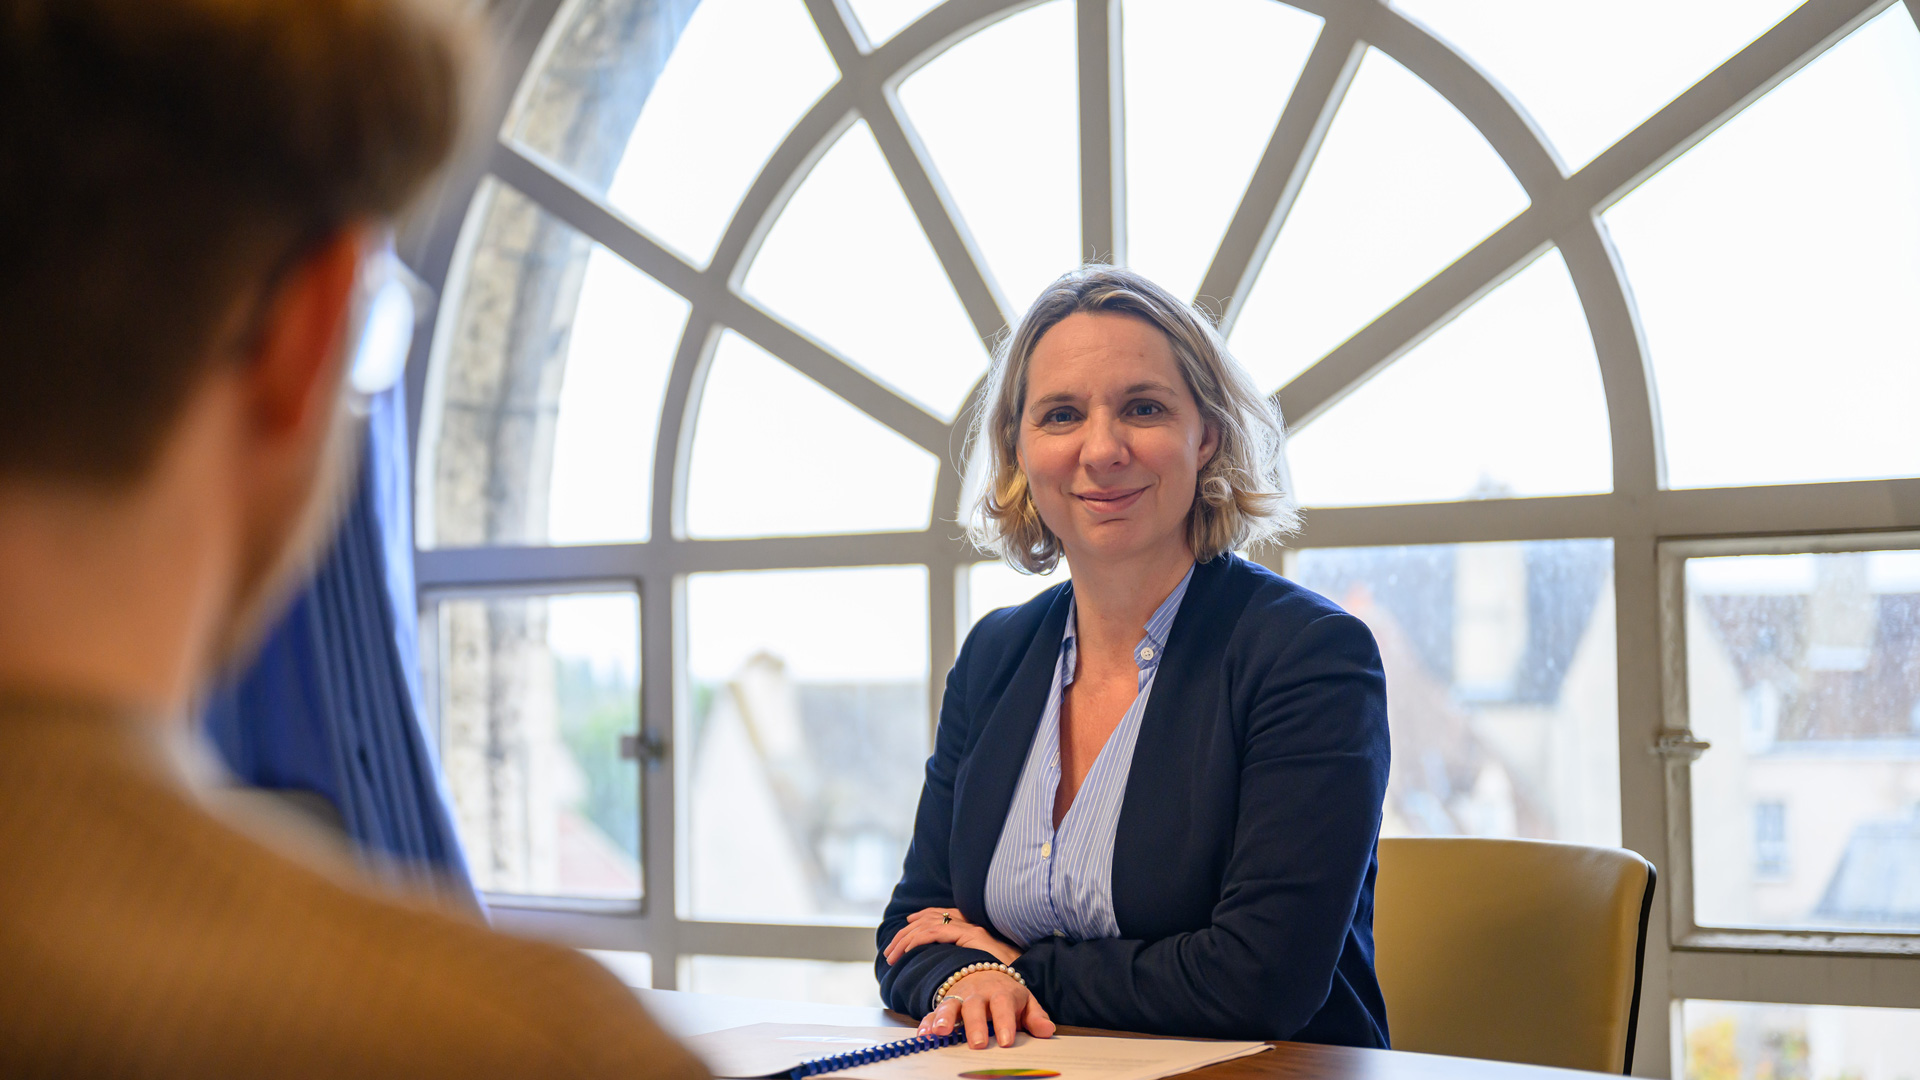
[965,264,1301,573]
[0,0,473,482]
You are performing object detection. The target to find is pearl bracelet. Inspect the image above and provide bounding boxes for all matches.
[930,961,1026,1013]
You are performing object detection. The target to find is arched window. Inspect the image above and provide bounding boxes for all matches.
[407,0,1920,1060]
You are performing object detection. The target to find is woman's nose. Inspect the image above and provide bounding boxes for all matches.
[1080,413,1128,468]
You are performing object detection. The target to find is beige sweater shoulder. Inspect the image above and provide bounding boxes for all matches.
[0,703,710,1080]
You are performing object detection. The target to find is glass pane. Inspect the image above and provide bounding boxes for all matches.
[425,590,641,900]
[1681,1000,1920,1080]
[425,179,686,549]
[680,956,880,1006]
[847,0,940,48]
[963,560,1071,640]
[1606,10,1920,490]
[899,0,1079,314]
[684,566,930,923]
[683,332,940,538]
[745,121,988,419]
[583,948,654,988]
[1288,249,1611,506]
[512,0,840,266]
[1686,549,1920,931]
[1392,0,1800,171]
[1290,540,1619,845]
[1123,0,1321,301]
[1229,47,1530,394]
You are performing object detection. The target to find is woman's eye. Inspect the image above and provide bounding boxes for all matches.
[1044,409,1076,424]
[1129,401,1164,417]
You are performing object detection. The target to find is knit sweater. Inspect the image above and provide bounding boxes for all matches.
[0,697,709,1079]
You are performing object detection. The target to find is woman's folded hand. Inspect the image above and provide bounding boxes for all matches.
[884,907,1020,966]
[917,969,1055,1048]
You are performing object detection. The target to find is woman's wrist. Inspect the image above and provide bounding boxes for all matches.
[930,961,1024,1013]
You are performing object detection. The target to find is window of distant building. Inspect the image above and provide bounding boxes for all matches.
[1754,801,1788,881]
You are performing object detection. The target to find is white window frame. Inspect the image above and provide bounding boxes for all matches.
[396,0,1920,1071]
[1657,532,1920,956]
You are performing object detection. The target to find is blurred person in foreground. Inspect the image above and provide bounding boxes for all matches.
[0,1,707,1076]
[877,266,1391,1047]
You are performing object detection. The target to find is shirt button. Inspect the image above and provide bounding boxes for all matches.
[1140,646,1155,660]
[1053,930,1066,937]
[1041,841,1052,858]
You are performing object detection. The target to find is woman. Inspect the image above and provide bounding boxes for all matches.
[875,266,1390,1049]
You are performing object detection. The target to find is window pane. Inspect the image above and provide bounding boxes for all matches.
[1392,0,1800,171]
[899,0,1079,313]
[1681,1000,1920,1080]
[424,180,686,549]
[680,956,879,1006]
[847,0,940,48]
[1685,549,1920,931]
[745,121,988,420]
[1230,47,1529,394]
[684,332,939,538]
[510,0,840,267]
[425,590,641,901]
[1606,10,1920,490]
[963,560,1071,641]
[684,566,930,923]
[1288,249,1611,506]
[1122,0,1321,301]
[1291,541,1619,845]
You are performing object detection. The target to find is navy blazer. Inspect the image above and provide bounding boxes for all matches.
[875,554,1390,1047]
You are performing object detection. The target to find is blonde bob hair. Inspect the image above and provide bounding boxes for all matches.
[965,264,1301,574]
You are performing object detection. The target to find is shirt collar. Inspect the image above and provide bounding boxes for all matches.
[1060,563,1197,674]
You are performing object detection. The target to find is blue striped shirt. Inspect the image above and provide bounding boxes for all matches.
[982,566,1195,948]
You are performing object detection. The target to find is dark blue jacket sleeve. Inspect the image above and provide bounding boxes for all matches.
[1009,611,1390,1039]
[874,622,1002,1015]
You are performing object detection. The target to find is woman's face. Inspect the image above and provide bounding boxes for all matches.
[1017,311,1217,570]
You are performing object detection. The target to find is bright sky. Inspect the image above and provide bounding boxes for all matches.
[685,565,929,681]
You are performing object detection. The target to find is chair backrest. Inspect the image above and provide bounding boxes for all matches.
[1373,837,1656,1074]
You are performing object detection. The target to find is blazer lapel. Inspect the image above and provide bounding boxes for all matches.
[950,584,1073,922]
[1110,555,1252,928]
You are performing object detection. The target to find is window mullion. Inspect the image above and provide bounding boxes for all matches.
[1197,8,1364,330]
[863,91,1012,349]
[724,294,949,457]
[1076,0,1124,265]
[1563,0,1886,216]
[488,141,704,298]
[1274,209,1552,430]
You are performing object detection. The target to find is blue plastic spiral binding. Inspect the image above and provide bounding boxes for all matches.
[789,1030,967,1079]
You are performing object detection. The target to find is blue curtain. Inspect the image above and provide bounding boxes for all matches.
[204,386,481,912]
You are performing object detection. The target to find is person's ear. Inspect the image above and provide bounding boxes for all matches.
[1198,422,1220,470]
[243,228,363,445]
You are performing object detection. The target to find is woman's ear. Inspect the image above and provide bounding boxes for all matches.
[1199,423,1220,470]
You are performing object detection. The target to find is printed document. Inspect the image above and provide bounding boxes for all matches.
[684,1023,1271,1080]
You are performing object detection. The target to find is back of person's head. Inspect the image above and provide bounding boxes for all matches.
[0,0,471,485]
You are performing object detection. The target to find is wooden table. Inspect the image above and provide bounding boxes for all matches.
[634,989,1610,1080]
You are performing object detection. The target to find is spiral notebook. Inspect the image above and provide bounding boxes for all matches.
[683,1023,1270,1080]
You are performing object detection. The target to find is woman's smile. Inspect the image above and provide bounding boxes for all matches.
[1073,485,1148,514]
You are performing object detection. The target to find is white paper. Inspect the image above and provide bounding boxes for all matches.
[682,1023,1270,1080]
[829,1032,1269,1080]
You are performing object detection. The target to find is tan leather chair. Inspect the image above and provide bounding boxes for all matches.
[1373,837,1656,1074]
